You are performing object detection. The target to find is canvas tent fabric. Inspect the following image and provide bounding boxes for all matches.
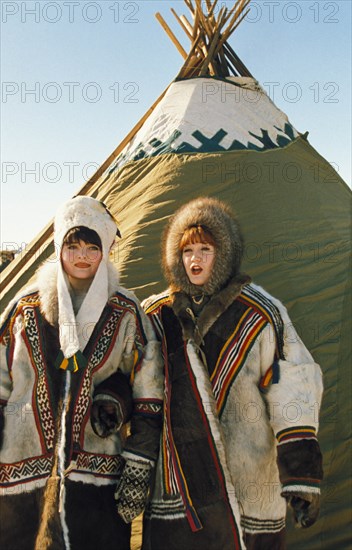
[1,2,351,548]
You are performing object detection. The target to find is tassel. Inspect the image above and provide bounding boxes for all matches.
[131,345,143,381]
[259,359,280,391]
[34,475,64,550]
[54,350,87,372]
[272,359,280,384]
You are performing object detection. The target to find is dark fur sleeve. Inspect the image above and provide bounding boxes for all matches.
[277,439,323,492]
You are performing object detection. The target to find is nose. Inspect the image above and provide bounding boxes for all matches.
[192,251,201,261]
[78,247,87,259]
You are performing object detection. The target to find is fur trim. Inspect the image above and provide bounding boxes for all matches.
[4,260,121,328]
[172,274,251,344]
[54,196,117,258]
[39,261,120,326]
[53,196,120,358]
[186,341,246,549]
[277,439,323,489]
[163,197,244,295]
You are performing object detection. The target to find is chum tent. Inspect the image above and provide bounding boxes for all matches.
[1,1,351,548]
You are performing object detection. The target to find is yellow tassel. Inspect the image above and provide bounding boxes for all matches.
[133,347,139,367]
[72,355,79,373]
[59,357,69,371]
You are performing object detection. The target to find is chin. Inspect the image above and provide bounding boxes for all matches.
[191,279,205,286]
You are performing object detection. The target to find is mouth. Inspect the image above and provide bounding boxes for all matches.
[191,265,203,276]
[75,263,91,269]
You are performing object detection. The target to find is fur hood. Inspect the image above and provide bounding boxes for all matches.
[1,260,121,328]
[162,197,244,295]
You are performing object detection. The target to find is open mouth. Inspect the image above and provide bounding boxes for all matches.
[75,263,91,268]
[191,265,203,275]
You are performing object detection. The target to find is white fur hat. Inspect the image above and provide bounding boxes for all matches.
[54,196,119,365]
[54,196,118,258]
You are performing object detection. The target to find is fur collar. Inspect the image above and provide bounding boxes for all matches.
[35,260,120,326]
[171,273,251,344]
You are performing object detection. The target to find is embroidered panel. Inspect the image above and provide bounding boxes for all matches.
[144,293,170,340]
[111,292,147,348]
[73,451,124,477]
[22,299,56,452]
[72,308,124,445]
[240,285,285,360]
[211,309,268,416]
[161,371,179,497]
[134,399,163,418]
[0,454,53,487]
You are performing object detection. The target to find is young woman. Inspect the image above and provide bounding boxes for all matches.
[142,197,323,550]
[0,196,163,550]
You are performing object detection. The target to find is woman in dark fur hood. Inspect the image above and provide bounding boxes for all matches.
[142,197,324,550]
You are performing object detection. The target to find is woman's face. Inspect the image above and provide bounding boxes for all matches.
[61,239,102,286]
[182,241,215,286]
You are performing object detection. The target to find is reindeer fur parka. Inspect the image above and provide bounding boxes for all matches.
[0,260,163,550]
[142,198,323,550]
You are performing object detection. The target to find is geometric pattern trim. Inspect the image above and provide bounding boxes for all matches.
[108,123,297,176]
[73,451,125,478]
[0,455,53,487]
[134,399,163,418]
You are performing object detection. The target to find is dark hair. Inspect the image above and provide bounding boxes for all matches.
[63,226,102,249]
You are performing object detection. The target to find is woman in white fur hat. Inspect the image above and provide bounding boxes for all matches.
[0,196,163,550]
[142,197,323,550]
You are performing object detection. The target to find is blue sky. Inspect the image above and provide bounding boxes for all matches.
[1,0,351,249]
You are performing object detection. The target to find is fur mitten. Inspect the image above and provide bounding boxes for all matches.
[284,491,320,528]
[115,457,152,523]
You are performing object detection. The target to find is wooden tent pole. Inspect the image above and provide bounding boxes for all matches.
[195,0,213,38]
[223,42,253,77]
[176,32,204,79]
[219,0,251,46]
[199,19,222,75]
[222,0,243,27]
[171,8,194,42]
[192,7,200,39]
[205,0,220,22]
[183,0,196,17]
[217,7,251,54]
[155,13,188,59]
[179,14,209,68]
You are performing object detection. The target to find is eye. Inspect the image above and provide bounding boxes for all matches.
[66,243,78,250]
[87,245,99,251]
